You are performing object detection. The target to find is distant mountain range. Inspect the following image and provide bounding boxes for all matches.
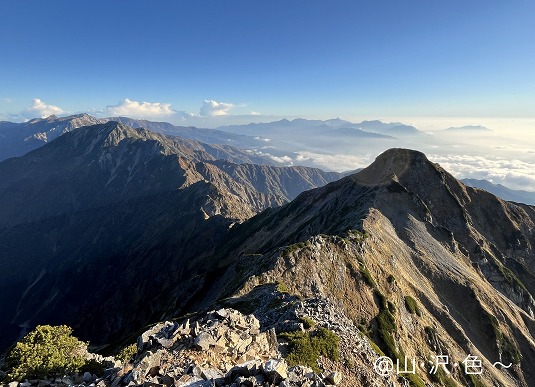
[462,178,535,205]
[0,114,269,162]
[218,117,421,138]
[443,125,492,132]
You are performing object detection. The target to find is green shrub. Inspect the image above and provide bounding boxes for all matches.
[299,316,316,329]
[280,327,340,372]
[116,343,138,364]
[429,365,456,387]
[314,327,340,361]
[6,325,87,381]
[280,331,318,371]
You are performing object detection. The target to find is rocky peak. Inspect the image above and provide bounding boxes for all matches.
[355,148,438,187]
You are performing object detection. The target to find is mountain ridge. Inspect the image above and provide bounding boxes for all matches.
[191,148,535,386]
[0,121,342,353]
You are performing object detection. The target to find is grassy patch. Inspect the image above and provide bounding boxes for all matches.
[345,229,369,240]
[284,241,309,254]
[495,260,527,291]
[387,301,396,314]
[276,281,289,293]
[428,365,456,387]
[280,327,340,372]
[467,374,485,387]
[360,266,376,287]
[502,334,522,364]
[376,308,400,359]
[404,295,422,316]
[403,373,427,387]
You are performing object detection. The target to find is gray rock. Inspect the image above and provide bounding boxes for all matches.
[83,372,94,383]
[263,359,288,380]
[194,332,214,350]
[192,366,203,378]
[110,376,121,387]
[227,360,261,379]
[192,322,201,336]
[59,378,72,386]
[178,379,212,387]
[324,371,342,385]
[201,368,224,381]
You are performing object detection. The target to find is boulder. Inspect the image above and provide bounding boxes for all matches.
[324,371,342,385]
[194,332,215,351]
[263,359,288,380]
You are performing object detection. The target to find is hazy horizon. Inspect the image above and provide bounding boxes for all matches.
[4,111,535,193]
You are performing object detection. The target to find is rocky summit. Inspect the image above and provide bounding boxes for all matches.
[2,309,343,387]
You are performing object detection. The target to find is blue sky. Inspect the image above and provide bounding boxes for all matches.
[1,0,534,123]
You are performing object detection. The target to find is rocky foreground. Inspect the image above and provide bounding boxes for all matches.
[3,309,342,387]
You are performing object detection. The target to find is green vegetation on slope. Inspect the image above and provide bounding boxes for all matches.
[404,295,422,316]
[280,327,340,372]
[5,325,87,381]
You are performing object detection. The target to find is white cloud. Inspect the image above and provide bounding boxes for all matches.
[200,100,234,116]
[24,98,65,118]
[295,151,370,172]
[250,111,261,116]
[428,154,535,191]
[250,150,293,165]
[107,98,178,118]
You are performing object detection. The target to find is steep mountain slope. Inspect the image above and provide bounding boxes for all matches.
[197,149,535,386]
[0,122,341,353]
